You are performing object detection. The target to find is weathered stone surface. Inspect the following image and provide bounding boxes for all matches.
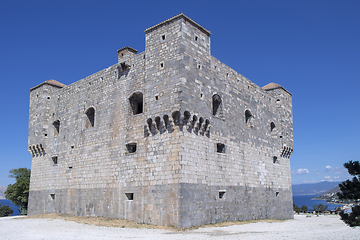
[28,13,294,228]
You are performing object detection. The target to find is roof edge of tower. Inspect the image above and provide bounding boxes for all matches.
[262,82,292,95]
[30,79,67,91]
[144,13,211,36]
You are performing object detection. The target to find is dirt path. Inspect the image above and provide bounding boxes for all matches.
[0,214,359,240]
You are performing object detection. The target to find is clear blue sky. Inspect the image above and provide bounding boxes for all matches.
[1,0,359,186]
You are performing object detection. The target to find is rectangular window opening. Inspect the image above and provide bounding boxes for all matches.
[216,143,225,153]
[219,190,226,199]
[276,192,279,197]
[125,192,134,200]
[52,156,58,165]
[50,194,55,200]
[126,143,137,153]
[273,156,278,164]
[161,35,165,40]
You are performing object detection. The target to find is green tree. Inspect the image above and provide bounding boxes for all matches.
[338,160,360,227]
[0,203,13,217]
[300,204,308,212]
[313,203,328,212]
[293,203,300,213]
[4,168,31,215]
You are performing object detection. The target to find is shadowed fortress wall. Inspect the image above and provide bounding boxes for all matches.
[28,14,294,228]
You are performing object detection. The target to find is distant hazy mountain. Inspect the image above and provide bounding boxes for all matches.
[313,185,353,204]
[0,186,6,199]
[292,181,342,195]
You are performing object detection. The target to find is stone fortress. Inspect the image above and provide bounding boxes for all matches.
[28,14,294,228]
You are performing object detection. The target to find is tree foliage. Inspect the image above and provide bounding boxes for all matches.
[338,161,360,200]
[293,203,300,212]
[338,160,360,227]
[313,203,328,212]
[300,204,308,212]
[0,203,13,217]
[4,168,31,214]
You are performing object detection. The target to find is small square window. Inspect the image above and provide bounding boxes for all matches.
[50,194,55,200]
[126,143,137,153]
[52,156,58,165]
[125,192,134,200]
[160,62,164,68]
[219,190,226,199]
[161,35,166,40]
[216,143,225,153]
[195,35,198,41]
[273,156,278,164]
[276,192,279,197]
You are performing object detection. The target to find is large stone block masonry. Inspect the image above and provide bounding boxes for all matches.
[28,13,294,228]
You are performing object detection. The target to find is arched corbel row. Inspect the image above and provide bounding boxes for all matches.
[280,146,293,158]
[144,110,211,138]
[28,144,46,157]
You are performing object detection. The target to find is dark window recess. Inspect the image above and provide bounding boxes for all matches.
[161,35,165,40]
[50,194,55,200]
[52,156,58,164]
[217,143,225,153]
[276,192,279,197]
[160,62,164,68]
[273,156,278,164]
[126,143,137,153]
[155,95,159,100]
[120,62,130,72]
[69,166,73,169]
[172,111,181,125]
[219,191,226,199]
[270,122,276,131]
[85,107,95,128]
[212,94,222,116]
[129,92,143,115]
[53,120,60,136]
[125,193,134,200]
[245,110,253,128]
[195,36,198,41]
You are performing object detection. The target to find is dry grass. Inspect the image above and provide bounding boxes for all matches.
[188,219,285,230]
[27,213,172,230]
[26,213,286,231]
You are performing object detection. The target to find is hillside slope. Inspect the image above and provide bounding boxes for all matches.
[292,181,342,195]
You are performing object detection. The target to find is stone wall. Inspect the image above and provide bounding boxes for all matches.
[28,13,293,228]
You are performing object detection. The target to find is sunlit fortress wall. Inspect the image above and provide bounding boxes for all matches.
[28,14,294,228]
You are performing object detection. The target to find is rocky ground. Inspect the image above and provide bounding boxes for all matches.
[0,214,359,240]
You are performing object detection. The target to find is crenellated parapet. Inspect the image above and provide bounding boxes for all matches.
[145,110,211,138]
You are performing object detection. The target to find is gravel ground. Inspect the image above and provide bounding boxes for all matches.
[0,214,359,240]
